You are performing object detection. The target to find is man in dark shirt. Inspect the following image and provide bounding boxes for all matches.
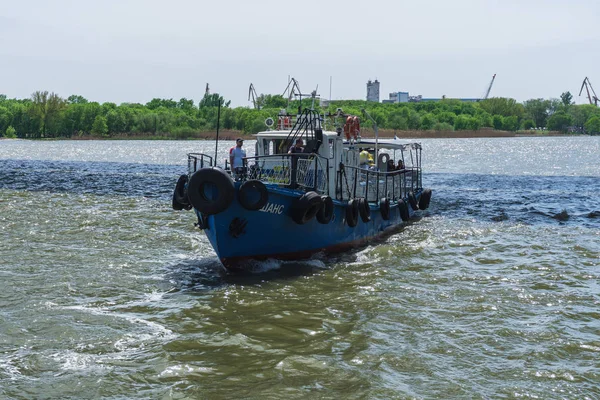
[288,138,304,154]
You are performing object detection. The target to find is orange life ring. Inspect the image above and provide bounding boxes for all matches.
[344,116,353,141]
[353,116,360,139]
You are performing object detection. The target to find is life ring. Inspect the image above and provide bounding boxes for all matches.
[377,153,390,171]
[173,174,192,210]
[358,197,371,222]
[419,188,432,210]
[345,198,359,227]
[238,180,269,211]
[187,167,235,215]
[398,199,409,221]
[316,195,334,224]
[353,116,360,139]
[290,191,322,225]
[343,116,353,141]
[380,197,391,220]
[408,191,419,211]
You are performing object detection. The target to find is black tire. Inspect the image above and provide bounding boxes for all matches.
[358,197,371,222]
[419,188,432,210]
[346,199,359,227]
[408,191,419,211]
[238,180,269,211]
[290,191,322,225]
[398,199,409,221]
[174,175,189,205]
[316,195,334,224]
[380,197,391,220]
[172,174,192,210]
[187,167,235,215]
[172,189,184,210]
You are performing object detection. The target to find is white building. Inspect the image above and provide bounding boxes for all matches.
[366,80,380,102]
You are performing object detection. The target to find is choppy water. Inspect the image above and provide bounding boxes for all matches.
[1,137,599,399]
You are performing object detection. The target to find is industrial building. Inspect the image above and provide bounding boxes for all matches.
[366,80,380,102]
[383,92,479,103]
[373,75,496,103]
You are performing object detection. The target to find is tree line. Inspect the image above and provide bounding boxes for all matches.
[1,90,599,139]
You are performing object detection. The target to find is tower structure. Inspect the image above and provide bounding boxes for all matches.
[366,79,380,102]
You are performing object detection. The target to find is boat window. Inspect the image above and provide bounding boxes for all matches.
[263,139,269,156]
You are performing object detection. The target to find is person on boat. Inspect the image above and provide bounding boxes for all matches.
[288,138,304,154]
[229,138,247,178]
[387,159,396,172]
[397,159,405,170]
[359,148,370,169]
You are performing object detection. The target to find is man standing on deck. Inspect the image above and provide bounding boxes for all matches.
[229,138,246,179]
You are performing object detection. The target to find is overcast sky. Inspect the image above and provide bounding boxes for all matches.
[1,0,599,107]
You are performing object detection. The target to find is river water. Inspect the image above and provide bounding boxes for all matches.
[1,137,599,399]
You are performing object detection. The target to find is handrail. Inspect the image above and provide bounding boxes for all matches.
[241,153,329,194]
[338,165,421,203]
[187,153,214,174]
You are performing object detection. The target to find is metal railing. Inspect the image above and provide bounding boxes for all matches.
[187,153,214,174]
[243,153,329,194]
[337,166,421,202]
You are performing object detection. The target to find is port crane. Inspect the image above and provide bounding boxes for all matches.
[579,77,599,106]
[282,77,301,103]
[483,74,496,100]
[248,83,260,110]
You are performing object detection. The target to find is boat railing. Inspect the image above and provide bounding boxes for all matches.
[338,165,421,203]
[243,153,329,194]
[187,153,214,174]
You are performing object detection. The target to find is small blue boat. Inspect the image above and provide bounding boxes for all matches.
[172,106,432,271]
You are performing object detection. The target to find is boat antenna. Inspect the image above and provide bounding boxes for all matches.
[361,108,379,164]
[214,97,222,167]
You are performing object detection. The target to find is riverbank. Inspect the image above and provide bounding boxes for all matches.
[3,128,572,141]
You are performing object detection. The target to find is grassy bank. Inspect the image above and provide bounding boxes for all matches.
[9,128,570,141]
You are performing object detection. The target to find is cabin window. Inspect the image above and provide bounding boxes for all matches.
[262,139,269,156]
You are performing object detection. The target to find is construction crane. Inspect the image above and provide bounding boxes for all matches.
[282,77,301,103]
[483,74,496,100]
[248,83,260,110]
[579,77,599,106]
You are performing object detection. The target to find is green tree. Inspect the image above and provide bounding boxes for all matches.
[4,125,17,138]
[199,93,231,108]
[560,91,573,106]
[523,99,550,128]
[437,111,457,126]
[257,94,287,109]
[492,115,503,130]
[584,116,600,134]
[502,116,519,131]
[479,98,523,118]
[521,119,535,130]
[67,95,88,104]
[420,113,436,130]
[29,91,67,137]
[547,111,573,132]
[91,115,108,136]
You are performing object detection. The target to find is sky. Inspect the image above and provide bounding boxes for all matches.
[1,0,599,107]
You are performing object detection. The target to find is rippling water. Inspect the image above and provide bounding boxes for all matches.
[1,137,599,399]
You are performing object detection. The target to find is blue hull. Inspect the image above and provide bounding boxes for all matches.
[198,184,422,270]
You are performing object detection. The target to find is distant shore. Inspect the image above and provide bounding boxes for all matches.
[3,128,572,141]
